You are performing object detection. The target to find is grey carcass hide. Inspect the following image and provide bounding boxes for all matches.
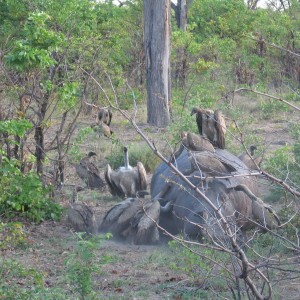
[151,140,278,241]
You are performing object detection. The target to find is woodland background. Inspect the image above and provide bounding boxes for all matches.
[1,0,300,299]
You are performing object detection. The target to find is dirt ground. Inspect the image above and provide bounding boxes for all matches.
[2,97,300,299]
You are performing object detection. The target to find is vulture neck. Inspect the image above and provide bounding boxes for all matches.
[123,147,132,170]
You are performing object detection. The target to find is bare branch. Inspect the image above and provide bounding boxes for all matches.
[234,88,300,112]
[250,37,300,57]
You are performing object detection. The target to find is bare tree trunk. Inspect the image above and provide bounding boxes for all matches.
[144,0,171,127]
[34,100,47,175]
[173,0,188,87]
[247,0,259,9]
[35,67,56,175]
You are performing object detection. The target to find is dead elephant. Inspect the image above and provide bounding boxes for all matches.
[151,142,280,242]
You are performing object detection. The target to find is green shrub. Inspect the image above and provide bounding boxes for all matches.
[65,232,112,299]
[0,222,28,250]
[258,98,291,119]
[278,207,300,242]
[68,126,95,163]
[0,156,62,222]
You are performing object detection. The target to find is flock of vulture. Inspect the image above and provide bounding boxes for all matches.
[70,107,280,245]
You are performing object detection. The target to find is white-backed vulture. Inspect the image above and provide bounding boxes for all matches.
[233,184,280,229]
[98,107,112,126]
[91,122,113,138]
[183,131,215,152]
[238,145,262,170]
[191,107,227,149]
[104,147,147,198]
[99,196,160,244]
[170,132,215,167]
[75,152,105,189]
[189,151,236,177]
[67,202,98,234]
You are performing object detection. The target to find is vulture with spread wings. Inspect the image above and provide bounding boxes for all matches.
[104,147,147,198]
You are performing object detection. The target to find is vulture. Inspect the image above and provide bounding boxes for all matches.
[67,201,98,235]
[233,184,281,229]
[191,107,226,149]
[104,147,147,198]
[189,151,237,177]
[238,145,262,170]
[183,131,215,152]
[75,152,106,189]
[91,122,113,138]
[170,132,214,167]
[99,196,160,244]
[98,108,112,126]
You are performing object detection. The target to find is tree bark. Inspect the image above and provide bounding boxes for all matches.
[174,0,188,87]
[144,0,171,127]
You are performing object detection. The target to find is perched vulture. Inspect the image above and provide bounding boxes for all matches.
[99,196,160,244]
[191,107,226,149]
[189,151,236,177]
[91,122,113,138]
[75,152,105,189]
[104,147,147,198]
[170,132,215,168]
[233,184,281,228]
[238,145,262,170]
[98,108,112,126]
[183,131,215,152]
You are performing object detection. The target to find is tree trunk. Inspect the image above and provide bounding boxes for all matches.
[144,0,171,127]
[174,0,188,87]
[35,67,56,176]
[34,99,47,175]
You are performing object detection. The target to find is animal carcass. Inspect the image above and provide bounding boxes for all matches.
[151,135,279,242]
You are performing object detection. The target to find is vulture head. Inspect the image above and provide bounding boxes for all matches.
[238,145,262,170]
[75,152,105,189]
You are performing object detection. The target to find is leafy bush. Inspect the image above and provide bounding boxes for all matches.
[168,240,233,297]
[0,222,28,250]
[65,232,112,299]
[0,156,62,222]
[258,98,291,119]
[278,207,300,242]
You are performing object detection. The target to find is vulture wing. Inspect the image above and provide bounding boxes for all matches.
[100,197,138,233]
[107,109,113,126]
[186,132,215,152]
[191,107,204,135]
[104,164,123,196]
[214,110,226,149]
[136,161,147,191]
[132,199,160,245]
